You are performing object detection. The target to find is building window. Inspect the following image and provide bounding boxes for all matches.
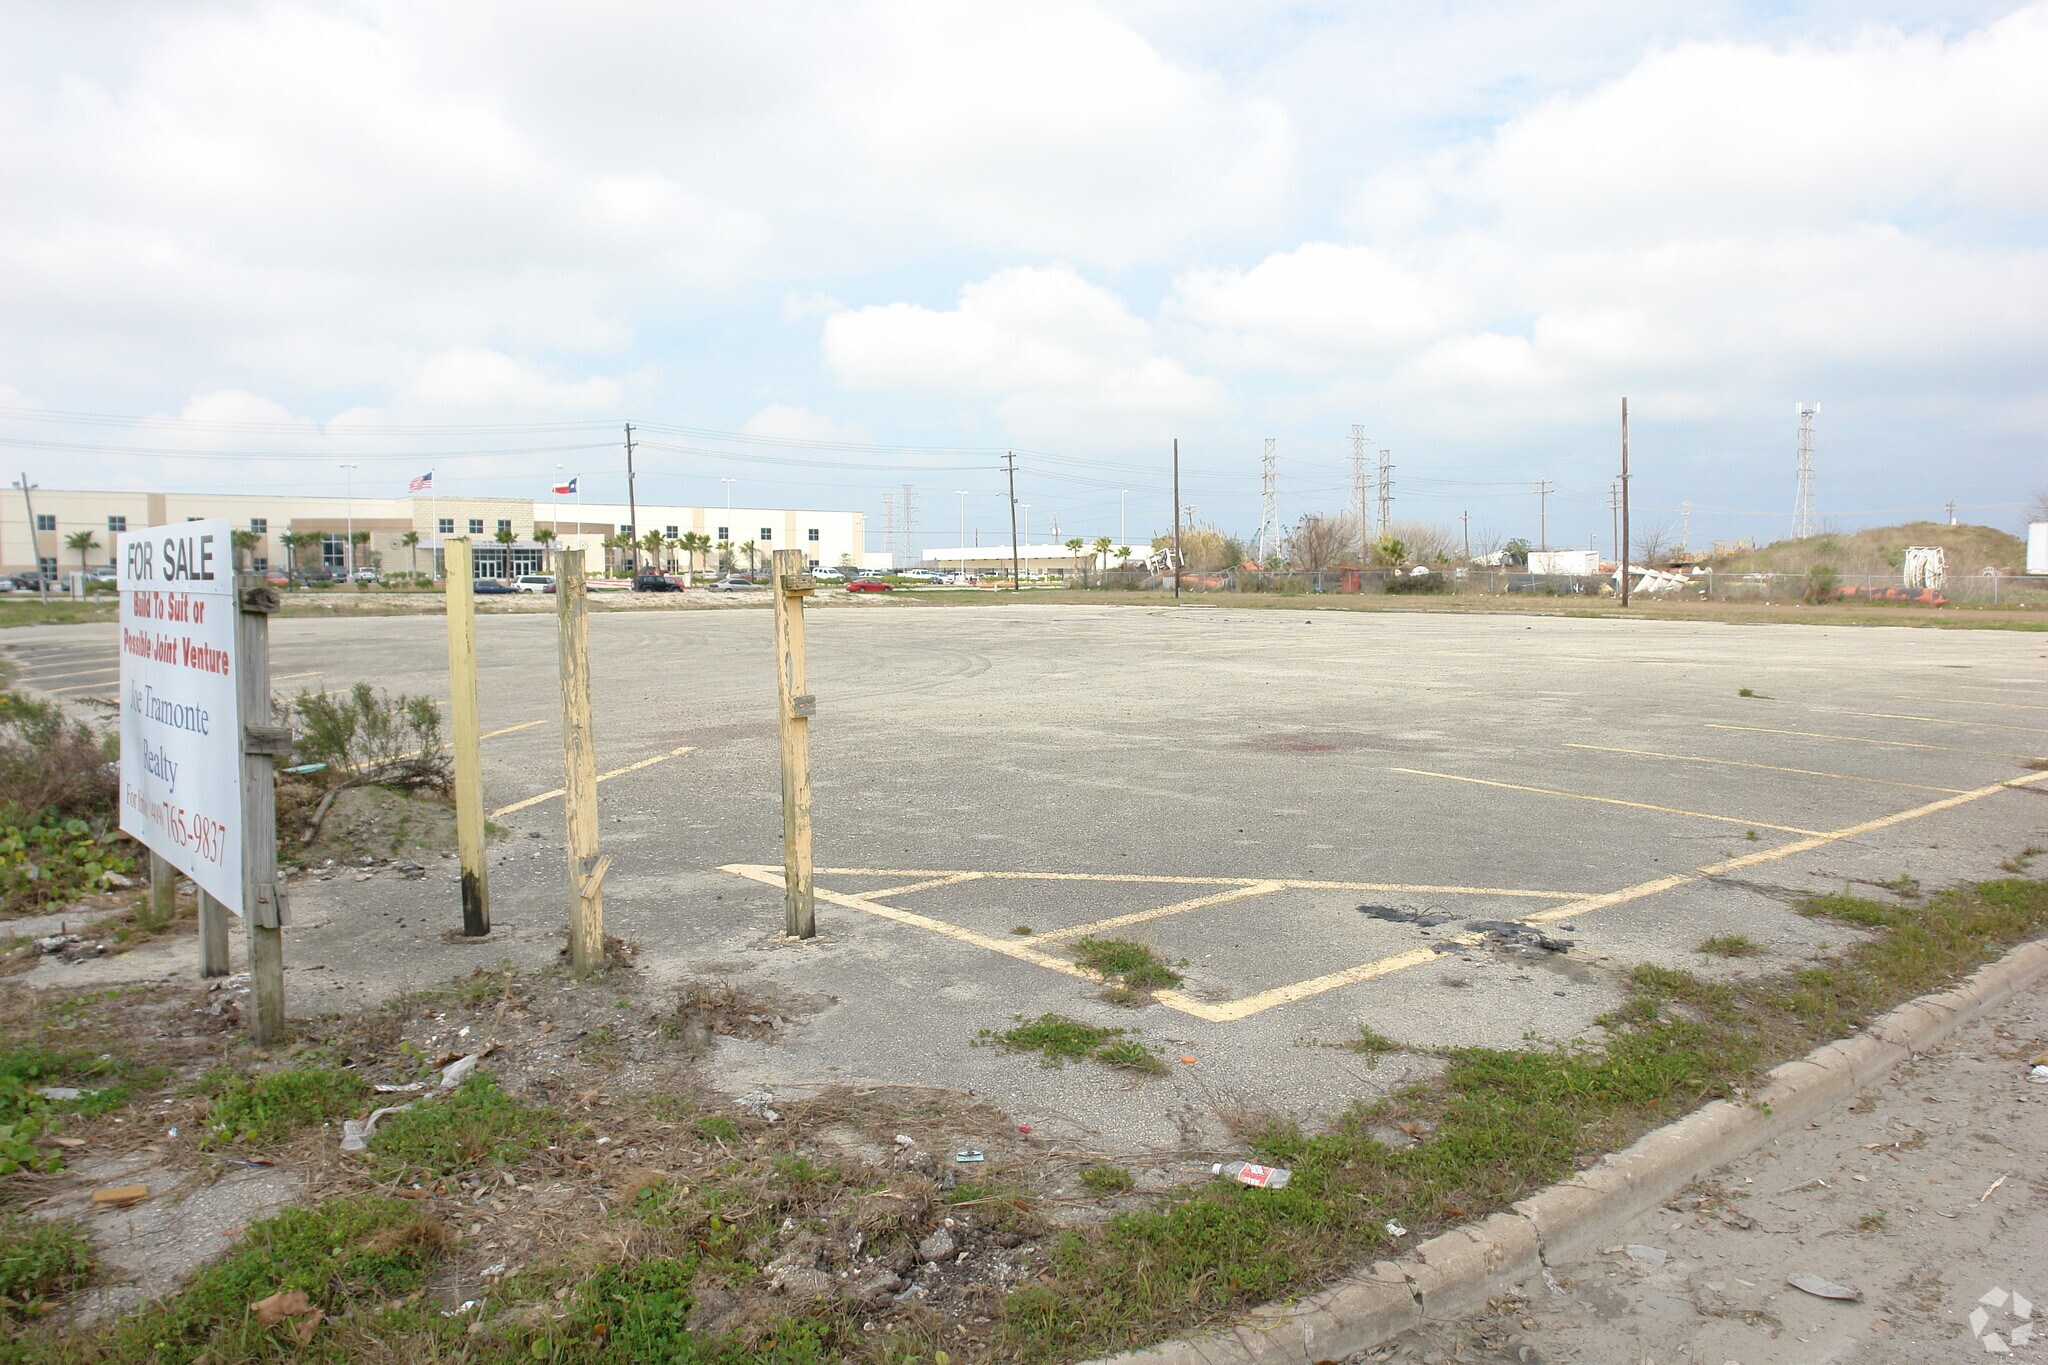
[663,525,677,539]
[806,528,819,542]
[34,514,53,531]
[497,519,512,534]
[188,516,204,522]
[252,556,268,572]
[438,518,455,534]
[107,515,127,533]
[322,534,347,571]
[716,526,728,543]
[619,524,632,534]
[468,518,484,535]
[37,556,57,578]
[249,517,266,533]
[760,527,773,542]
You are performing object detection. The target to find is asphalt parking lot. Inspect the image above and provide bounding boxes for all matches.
[10,604,2046,1153]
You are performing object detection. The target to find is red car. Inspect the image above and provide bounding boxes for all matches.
[845,578,894,593]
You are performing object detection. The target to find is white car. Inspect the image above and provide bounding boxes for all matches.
[513,575,556,594]
[897,568,942,582]
[937,571,973,586]
[813,566,845,580]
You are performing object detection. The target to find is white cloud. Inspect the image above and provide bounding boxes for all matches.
[823,266,1226,445]
[1168,243,1457,372]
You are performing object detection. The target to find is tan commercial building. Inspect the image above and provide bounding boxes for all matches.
[4,488,867,582]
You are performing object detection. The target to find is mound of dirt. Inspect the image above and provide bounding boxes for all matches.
[1713,521,2026,575]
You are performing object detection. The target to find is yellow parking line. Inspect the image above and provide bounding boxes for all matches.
[810,866,1578,899]
[1161,941,1475,1023]
[1702,723,2036,761]
[490,746,694,818]
[1888,694,2048,713]
[866,872,986,898]
[22,666,118,683]
[1562,743,1970,794]
[1389,768,1827,836]
[481,719,548,741]
[1034,882,1288,943]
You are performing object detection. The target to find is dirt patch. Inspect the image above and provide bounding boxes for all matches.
[285,784,457,866]
[1237,732,1370,754]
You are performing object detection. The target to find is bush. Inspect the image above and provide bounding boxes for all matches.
[0,693,117,823]
[0,817,133,913]
[1803,564,1840,603]
[290,683,451,792]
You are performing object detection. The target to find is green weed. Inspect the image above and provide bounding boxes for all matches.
[0,1212,93,1313]
[204,1066,369,1146]
[1697,934,1765,958]
[692,1114,741,1142]
[1070,938,1182,993]
[980,1015,1164,1075]
[365,1073,560,1178]
[1079,1166,1135,1198]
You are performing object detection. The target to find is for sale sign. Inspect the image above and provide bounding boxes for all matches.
[117,519,242,913]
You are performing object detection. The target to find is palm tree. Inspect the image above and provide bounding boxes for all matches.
[401,529,421,579]
[677,530,708,581]
[640,530,665,573]
[599,532,625,576]
[230,528,259,571]
[65,529,100,577]
[531,527,553,572]
[738,540,759,576]
[276,531,306,585]
[1064,537,1086,585]
[1093,536,1113,585]
[716,540,734,575]
[1115,545,1132,566]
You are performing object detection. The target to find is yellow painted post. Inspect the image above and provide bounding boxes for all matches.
[555,550,607,973]
[771,548,816,938]
[444,538,489,935]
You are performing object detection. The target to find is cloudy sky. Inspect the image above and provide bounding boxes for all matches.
[2,0,2044,554]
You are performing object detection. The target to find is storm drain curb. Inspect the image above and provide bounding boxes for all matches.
[1086,936,2048,1365]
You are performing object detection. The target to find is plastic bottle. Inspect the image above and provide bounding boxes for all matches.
[1212,1160,1291,1190]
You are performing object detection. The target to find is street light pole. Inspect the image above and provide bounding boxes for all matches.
[721,478,734,510]
[1120,489,1128,548]
[1021,504,1030,576]
[955,490,967,576]
[340,463,358,578]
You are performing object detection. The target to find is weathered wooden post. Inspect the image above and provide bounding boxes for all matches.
[770,548,816,938]
[555,550,608,973]
[147,850,175,923]
[198,890,230,978]
[237,573,291,1044]
[443,538,489,936]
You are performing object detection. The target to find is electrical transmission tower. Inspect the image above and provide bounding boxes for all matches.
[1350,425,1371,562]
[899,483,917,565]
[1254,438,1281,563]
[1791,403,1819,539]
[881,492,895,564]
[1376,448,1393,533]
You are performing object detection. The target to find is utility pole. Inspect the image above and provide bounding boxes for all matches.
[1792,403,1818,539]
[1377,448,1393,533]
[1534,479,1553,552]
[1351,425,1370,564]
[1171,438,1182,602]
[341,463,357,577]
[14,474,46,599]
[1619,397,1631,608]
[1945,500,1957,526]
[1256,438,1280,563]
[955,490,967,575]
[1680,500,1691,556]
[1120,489,1128,548]
[1608,480,1620,567]
[1461,510,1470,564]
[1004,451,1020,590]
[900,483,916,566]
[623,423,640,572]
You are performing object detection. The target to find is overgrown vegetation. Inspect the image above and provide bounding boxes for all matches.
[364,1073,562,1179]
[0,693,130,915]
[1069,937,1182,1003]
[995,876,2048,1361]
[1697,934,1765,958]
[0,1212,93,1314]
[203,1066,370,1147]
[288,683,451,793]
[979,1014,1167,1074]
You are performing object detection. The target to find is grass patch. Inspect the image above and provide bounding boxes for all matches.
[691,1114,741,1143]
[1079,1165,1135,1198]
[980,1014,1166,1074]
[1737,686,1758,697]
[1696,934,1765,959]
[996,874,2048,1361]
[204,1066,370,1146]
[365,1073,561,1178]
[0,1046,152,1172]
[1070,937,1182,994]
[0,1212,93,1314]
[1346,1025,1402,1058]
[80,1195,451,1360]
[2000,845,2043,873]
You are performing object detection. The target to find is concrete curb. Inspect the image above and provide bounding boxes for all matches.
[1086,936,2048,1365]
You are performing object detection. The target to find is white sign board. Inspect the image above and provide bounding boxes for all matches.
[117,519,243,913]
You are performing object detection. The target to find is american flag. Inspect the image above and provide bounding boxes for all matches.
[408,470,434,492]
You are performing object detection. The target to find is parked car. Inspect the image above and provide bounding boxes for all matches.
[514,575,557,594]
[350,567,381,584]
[812,566,845,580]
[632,574,681,592]
[937,572,973,586]
[84,566,117,582]
[472,579,515,595]
[845,578,894,593]
[707,577,761,592]
[7,573,50,591]
[896,568,942,582]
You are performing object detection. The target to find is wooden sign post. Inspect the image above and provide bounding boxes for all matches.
[554,550,608,973]
[198,891,230,978]
[771,549,817,938]
[237,574,290,1044]
[443,539,489,936]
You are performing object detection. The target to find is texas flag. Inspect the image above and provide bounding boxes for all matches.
[552,476,577,495]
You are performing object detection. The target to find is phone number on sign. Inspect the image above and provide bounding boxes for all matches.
[164,805,230,864]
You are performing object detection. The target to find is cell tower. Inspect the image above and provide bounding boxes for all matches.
[1254,438,1280,563]
[899,483,917,564]
[1376,448,1394,533]
[1350,425,1371,558]
[1791,403,1819,539]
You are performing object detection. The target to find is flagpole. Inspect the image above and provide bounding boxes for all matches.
[430,477,438,581]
